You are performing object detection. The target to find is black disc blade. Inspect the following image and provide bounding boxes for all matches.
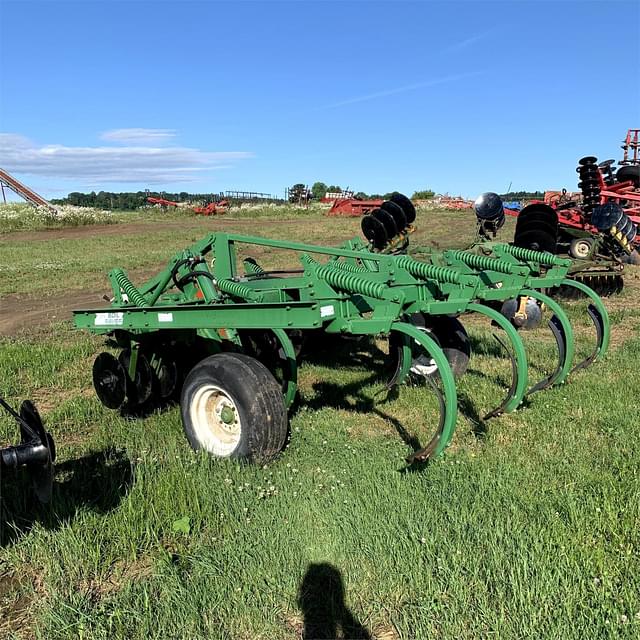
[19,400,55,503]
[390,192,416,224]
[155,354,178,399]
[373,208,399,239]
[361,213,389,249]
[93,352,127,409]
[18,399,45,443]
[118,350,153,405]
[380,200,407,233]
[513,230,557,254]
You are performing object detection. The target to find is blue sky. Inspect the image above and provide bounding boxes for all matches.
[1,0,639,199]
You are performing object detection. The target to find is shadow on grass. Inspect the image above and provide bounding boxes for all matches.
[298,563,371,640]
[0,447,132,547]
[297,335,525,466]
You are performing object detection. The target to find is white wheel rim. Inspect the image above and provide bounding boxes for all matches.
[576,242,590,258]
[189,384,242,456]
[410,327,438,376]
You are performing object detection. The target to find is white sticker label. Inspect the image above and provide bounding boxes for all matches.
[320,305,335,318]
[158,312,173,323]
[94,312,124,326]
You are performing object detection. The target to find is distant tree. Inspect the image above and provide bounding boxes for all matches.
[311,182,328,200]
[327,185,342,194]
[500,191,544,200]
[288,183,310,204]
[411,189,435,200]
[354,191,368,200]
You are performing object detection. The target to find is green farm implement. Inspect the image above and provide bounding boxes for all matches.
[73,194,610,464]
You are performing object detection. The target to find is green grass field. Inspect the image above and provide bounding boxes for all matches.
[1,205,639,639]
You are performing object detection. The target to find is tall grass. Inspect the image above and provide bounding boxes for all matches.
[0,203,116,233]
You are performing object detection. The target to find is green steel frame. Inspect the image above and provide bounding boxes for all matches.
[73,231,610,463]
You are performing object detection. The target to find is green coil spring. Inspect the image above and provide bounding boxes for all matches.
[112,269,148,307]
[329,259,369,273]
[446,250,516,275]
[316,264,388,299]
[243,258,265,275]
[217,279,264,302]
[499,244,569,267]
[395,255,461,284]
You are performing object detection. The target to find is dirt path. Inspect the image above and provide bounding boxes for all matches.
[0,290,108,336]
[1,217,361,337]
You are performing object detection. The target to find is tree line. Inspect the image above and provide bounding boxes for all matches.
[51,187,545,210]
[51,191,223,210]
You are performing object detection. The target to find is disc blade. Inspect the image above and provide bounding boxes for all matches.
[93,352,127,409]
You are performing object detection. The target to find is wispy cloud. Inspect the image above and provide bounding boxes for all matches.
[100,128,177,145]
[315,71,484,110]
[0,133,253,185]
[441,29,496,55]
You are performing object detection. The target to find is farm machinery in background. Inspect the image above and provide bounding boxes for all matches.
[324,190,383,217]
[0,167,58,214]
[500,130,640,296]
[146,195,229,216]
[74,193,609,466]
[146,196,179,208]
[193,200,229,216]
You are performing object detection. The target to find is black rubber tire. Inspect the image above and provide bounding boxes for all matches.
[616,165,640,188]
[180,352,287,463]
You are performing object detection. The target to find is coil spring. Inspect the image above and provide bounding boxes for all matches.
[501,244,564,266]
[330,259,369,273]
[577,156,601,215]
[113,269,148,307]
[395,255,461,284]
[243,258,265,275]
[217,279,263,302]
[316,264,388,299]
[446,250,515,275]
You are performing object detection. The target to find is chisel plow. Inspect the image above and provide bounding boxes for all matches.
[73,194,610,465]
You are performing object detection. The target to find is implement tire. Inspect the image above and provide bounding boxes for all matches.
[180,352,287,464]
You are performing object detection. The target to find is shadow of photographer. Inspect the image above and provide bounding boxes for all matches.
[298,563,371,640]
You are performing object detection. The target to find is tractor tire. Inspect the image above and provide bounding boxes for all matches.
[569,237,595,260]
[180,352,287,463]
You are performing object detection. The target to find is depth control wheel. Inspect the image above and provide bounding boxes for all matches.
[569,237,595,260]
[180,352,287,463]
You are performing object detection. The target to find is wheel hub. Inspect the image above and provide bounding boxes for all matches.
[190,385,242,456]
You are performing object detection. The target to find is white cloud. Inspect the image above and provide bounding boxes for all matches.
[100,128,177,144]
[0,132,253,185]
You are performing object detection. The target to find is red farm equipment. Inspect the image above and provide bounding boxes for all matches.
[502,133,640,295]
[146,196,179,208]
[326,197,383,217]
[193,200,229,216]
